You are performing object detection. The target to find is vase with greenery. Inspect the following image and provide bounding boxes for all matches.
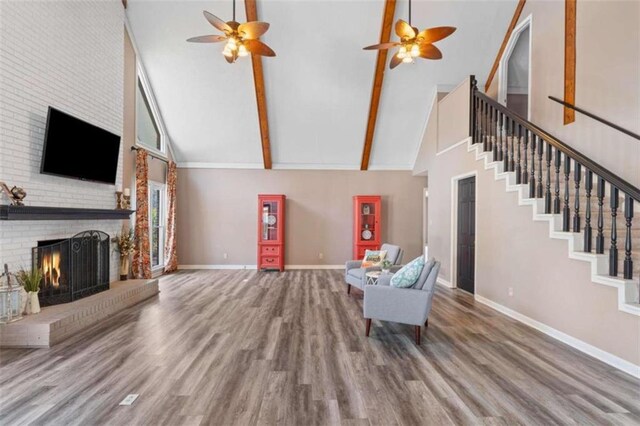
[113,228,135,280]
[381,259,393,274]
[16,268,43,315]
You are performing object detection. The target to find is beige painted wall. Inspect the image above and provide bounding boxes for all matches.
[488,0,639,186]
[419,79,639,367]
[176,169,426,266]
[437,79,471,152]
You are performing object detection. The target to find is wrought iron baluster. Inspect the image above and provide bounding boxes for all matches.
[536,136,544,198]
[472,95,476,144]
[515,125,522,184]
[554,148,561,214]
[509,119,515,172]
[563,156,571,232]
[545,142,552,213]
[522,128,529,185]
[478,96,483,145]
[584,170,593,252]
[573,163,582,232]
[482,101,488,151]
[596,177,605,254]
[610,186,619,276]
[504,117,511,172]
[498,113,504,162]
[475,96,481,144]
[492,108,499,161]
[487,107,496,151]
[530,132,537,197]
[624,195,634,279]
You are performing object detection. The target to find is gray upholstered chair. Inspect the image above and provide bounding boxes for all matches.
[345,243,404,294]
[363,259,440,344]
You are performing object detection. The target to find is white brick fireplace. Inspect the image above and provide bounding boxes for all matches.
[0,0,126,281]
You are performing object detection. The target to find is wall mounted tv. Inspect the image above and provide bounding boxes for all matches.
[40,107,121,185]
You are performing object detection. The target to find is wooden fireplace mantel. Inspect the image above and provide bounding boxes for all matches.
[0,205,134,221]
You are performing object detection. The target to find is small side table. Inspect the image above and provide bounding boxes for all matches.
[365,271,392,286]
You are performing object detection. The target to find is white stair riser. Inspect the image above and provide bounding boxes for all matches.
[468,141,640,314]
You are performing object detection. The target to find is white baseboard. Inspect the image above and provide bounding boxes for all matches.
[178,265,258,270]
[286,265,343,270]
[177,264,343,270]
[436,277,454,288]
[475,295,640,379]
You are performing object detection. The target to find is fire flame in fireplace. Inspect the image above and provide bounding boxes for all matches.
[42,251,61,288]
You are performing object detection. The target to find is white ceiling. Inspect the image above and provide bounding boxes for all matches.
[127,0,517,169]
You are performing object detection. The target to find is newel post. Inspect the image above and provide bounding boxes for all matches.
[470,75,477,143]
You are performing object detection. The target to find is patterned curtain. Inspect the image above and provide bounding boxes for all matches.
[164,161,178,272]
[132,148,152,279]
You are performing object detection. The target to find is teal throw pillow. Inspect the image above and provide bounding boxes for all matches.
[390,256,425,288]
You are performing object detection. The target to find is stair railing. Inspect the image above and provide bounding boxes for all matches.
[469,76,640,287]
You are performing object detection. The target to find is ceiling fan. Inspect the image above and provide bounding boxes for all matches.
[187,0,275,64]
[363,0,456,69]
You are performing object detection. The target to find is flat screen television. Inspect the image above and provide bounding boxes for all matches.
[41,107,121,184]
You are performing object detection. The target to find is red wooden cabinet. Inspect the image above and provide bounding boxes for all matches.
[258,194,285,271]
[353,195,381,260]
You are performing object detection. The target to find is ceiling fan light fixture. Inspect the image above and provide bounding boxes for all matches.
[362,0,455,69]
[222,45,234,58]
[187,0,275,64]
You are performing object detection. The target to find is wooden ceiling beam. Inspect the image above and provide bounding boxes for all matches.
[245,0,273,169]
[564,0,576,124]
[360,0,397,171]
[484,0,526,92]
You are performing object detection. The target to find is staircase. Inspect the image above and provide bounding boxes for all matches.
[470,79,640,316]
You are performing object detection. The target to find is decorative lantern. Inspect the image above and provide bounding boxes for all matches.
[0,265,23,324]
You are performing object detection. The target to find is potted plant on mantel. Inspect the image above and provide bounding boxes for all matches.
[16,267,43,315]
[113,228,135,281]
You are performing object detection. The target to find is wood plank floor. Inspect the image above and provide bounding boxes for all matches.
[1,270,639,425]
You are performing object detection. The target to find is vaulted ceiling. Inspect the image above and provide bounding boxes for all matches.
[127,0,517,169]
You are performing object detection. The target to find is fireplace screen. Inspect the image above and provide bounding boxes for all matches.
[32,230,110,306]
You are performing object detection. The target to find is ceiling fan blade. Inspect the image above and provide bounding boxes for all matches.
[238,21,270,39]
[395,19,416,39]
[363,42,399,50]
[244,39,276,57]
[389,53,403,69]
[417,26,457,44]
[203,11,232,33]
[187,35,227,43]
[419,44,443,60]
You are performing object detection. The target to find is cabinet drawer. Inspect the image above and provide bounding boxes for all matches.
[260,256,279,268]
[357,248,366,260]
[260,245,280,256]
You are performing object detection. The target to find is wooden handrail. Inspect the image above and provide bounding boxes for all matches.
[473,90,640,202]
[548,96,640,141]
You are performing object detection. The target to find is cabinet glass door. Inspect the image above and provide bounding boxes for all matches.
[261,201,279,241]
[359,202,376,242]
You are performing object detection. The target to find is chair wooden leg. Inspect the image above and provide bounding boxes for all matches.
[347,284,351,295]
[425,318,429,327]
[415,325,421,345]
[365,319,371,337]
